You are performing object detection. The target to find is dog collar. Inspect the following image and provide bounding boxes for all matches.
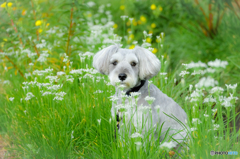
[126,80,146,96]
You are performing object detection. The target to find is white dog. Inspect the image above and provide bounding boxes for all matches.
[93,45,188,149]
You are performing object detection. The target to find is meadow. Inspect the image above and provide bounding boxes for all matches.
[0,0,240,158]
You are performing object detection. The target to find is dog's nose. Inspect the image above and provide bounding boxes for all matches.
[118,73,127,81]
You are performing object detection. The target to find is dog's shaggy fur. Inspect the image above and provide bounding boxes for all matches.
[93,45,188,148]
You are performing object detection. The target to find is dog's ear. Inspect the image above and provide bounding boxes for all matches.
[93,45,119,75]
[133,46,161,80]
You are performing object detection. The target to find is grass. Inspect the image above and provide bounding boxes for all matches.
[0,0,240,158]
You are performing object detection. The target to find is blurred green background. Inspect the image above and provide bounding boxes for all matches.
[1,0,240,84]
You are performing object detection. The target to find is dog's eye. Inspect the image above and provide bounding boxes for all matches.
[131,62,137,66]
[112,61,118,66]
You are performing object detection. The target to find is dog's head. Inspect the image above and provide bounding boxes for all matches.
[93,45,161,89]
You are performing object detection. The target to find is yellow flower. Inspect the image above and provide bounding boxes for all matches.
[129,34,134,40]
[46,23,50,27]
[150,4,156,10]
[149,30,153,34]
[22,9,26,16]
[133,21,137,26]
[120,5,125,10]
[35,20,42,26]
[127,28,131,33]
[140,15,146,23]
[146,37,152,43]
[113,23,118,29]
[137,20,142,25]
[152,48,158,54]
[38,28,43,33]
[129,45,135,49]
[151,23,156,28]
[126,21,131,26]
[0,2,6,8]
[7,2,13,7]
[87,13,92,17]
[3,38,8,42]
[159,6,163,11]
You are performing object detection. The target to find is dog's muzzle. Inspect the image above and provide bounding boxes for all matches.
[118,73,127,81]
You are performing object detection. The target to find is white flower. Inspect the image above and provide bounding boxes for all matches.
[191,70,202,76]
[115,104,125,109]
[182,61,207,69]
[213,124,220,130]
[160,72,167,76]
[190,90,204,98]
[161,32,164,37]
[210,86,224,94]
[42,91,52,96]
[46,76,58,83]
[80,51,94,58]
[134,142,142,151]
[57,71,65,76]
[145,96,155,105]
[130,92,141,97]
[159,141,177,149]
[120,15,128,21]
[211,109,217,113]
[218,95,225,102]
[70,69,83,75]
[25,92,35,101]
[53,96,64,101]
[225,84,237,90]
[195,77,218,88]
[86,1,95,7]
[139,105,151,112]
[143,30,147,37]
[9,97,14,101]
[189,84,193,92]
[208,59,228,68]
[131,132,143,138]
[37,52,49,63]
[47,84,63,91]
[33,68,53,76]
[192,118,202,124]
[109,96,119,102]
[148,80,153,85]
[229,93,239,101]
[66,78,74,83]
[165,77,168,83]
[191,127,197,131]
[155,105,161,111]
[97,119,101,125]
[55,91,67,97]
[221,100,233,108]
[206,68,216,73]
[190,98,199,103]
[181,78,185,86]
[118,85,126,90]
[179,70,189,77]
[203,96,216,103]
[94,90,103,94]
[204,114,209,118]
